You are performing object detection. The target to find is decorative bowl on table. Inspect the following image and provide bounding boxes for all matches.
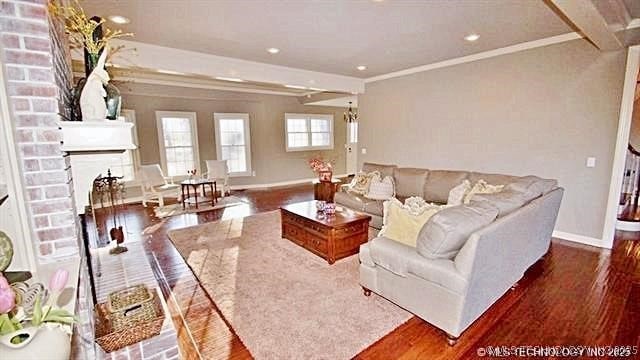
[324,203,336,215]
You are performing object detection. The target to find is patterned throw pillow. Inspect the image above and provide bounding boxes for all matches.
[447,179,471,206]
[379,197,447,247]
[348,171,380,195]
[463,179,504,204]
[366,176,395,200]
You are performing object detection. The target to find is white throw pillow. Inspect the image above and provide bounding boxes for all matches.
[447,179,471,206]
[366,176,395,200]
[348,171,380,195]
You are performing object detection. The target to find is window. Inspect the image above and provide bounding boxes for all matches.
[105,109,139,182]
[214,113,252,176]
[156,111,199,177]
[284,113,334,151]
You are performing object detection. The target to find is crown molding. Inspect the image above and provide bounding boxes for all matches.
[365,32,583,83]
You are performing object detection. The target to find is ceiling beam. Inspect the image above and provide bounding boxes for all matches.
[547,0,623,51]
[73,40,365,94]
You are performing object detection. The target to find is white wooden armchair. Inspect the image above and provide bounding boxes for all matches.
[204,160,229,198]
[139,164,181,207]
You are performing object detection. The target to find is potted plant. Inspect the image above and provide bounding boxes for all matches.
[0,270,75,360]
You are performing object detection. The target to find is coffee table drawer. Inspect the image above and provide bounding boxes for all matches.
[334,221,368,239]
[282,221,328,257]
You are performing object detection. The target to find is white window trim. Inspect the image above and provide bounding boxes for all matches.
[284,113,334,152]
[119,109,140,185]
[214,113,253,177]
[155,111,200,178]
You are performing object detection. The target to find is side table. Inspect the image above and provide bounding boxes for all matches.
[313,178,341,202]
[181,179,217,209]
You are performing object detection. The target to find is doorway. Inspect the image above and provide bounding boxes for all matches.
[603,45,640,245]
[346,121,358,175]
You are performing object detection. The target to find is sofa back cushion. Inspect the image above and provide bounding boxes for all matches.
[362,162,397,178]
[393,168,429,198]
[416,201,499,259]
[470,189,529,217]
[423,170,469,203]
[506,175,558,202]
[468,172,518,187]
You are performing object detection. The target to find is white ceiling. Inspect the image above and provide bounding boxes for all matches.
[82,0,573,78]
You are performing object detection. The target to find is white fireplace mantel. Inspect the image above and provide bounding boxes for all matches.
[59,120,136,152]
[58,120,137,214]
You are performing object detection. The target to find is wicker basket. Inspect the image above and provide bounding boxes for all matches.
[107,284,156,332]
[95,286,165,353]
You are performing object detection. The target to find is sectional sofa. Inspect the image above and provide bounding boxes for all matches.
[335,162,563,344]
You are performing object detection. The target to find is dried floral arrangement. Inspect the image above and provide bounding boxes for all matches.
[307,154,336,173]
[48,0,133,59]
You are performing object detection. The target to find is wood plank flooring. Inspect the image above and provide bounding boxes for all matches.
[91,184,640,359]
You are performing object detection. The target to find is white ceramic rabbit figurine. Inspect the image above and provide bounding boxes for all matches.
[79,48,109,121]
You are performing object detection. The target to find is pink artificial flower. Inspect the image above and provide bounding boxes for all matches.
[0,274,15,314]
[48,269,69,293]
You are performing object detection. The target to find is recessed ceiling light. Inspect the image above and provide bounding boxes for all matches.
[356,65,367,71]
[464,33,480,42]
[108,15,130,24]
[156,69,184,75]
[215,76,245,82]
[267,47,280,54]
[285,84,307,90]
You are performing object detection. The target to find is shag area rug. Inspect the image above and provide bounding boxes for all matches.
[167,210,411,359]
[154,195,245,218]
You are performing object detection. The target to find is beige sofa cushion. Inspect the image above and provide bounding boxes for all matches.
[362,162,397,178]
[423,170,469,204]
[367,237,468,294]
[506,175,557,201]
[334,191,383,216]
[468,172,518,186]
[470,189,529,217]
[462,180,504,204]
[416,201,499,259]
[394,168,429,198]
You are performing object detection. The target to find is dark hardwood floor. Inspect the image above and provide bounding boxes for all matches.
[91,184,640,359]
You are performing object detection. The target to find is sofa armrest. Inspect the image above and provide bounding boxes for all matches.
[453,187,563,335]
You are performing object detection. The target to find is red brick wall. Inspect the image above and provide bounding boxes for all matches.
[0,0,79,261]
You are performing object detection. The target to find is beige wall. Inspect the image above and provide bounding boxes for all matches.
[358,39,626,240]
[119,83,347,187]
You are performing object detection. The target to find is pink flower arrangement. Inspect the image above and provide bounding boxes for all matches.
[48,269,69,293]
[0,268,74,340]
[307,156,333,173]
[0,274,15,314]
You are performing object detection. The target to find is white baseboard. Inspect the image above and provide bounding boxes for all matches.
[552,230,606,249]
[615,220,640,232]
[229,174,348,190]
[91,174,350,209]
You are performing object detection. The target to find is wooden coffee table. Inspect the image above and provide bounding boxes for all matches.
[280,201,371,264]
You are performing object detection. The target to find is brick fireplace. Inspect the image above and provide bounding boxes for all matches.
[1,2,180,359]
[0,0,79,262]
